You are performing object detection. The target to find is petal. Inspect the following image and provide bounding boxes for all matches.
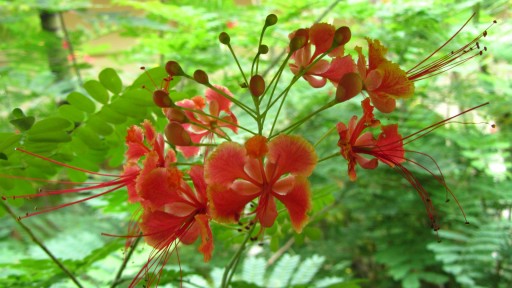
[142,120,157,144]
[231,179,261,196]
[273,176,311,233]
[304,75,327,88]
[257,195,278,228]
[309,23,335,58]
[376,124,405,166]
[208,184,257,223]
[123,163,141,203]
[374,61,415,100]
[245,135,268,159]
[195,214,213,262]
[267,135,317,177]
[205,141,247,186]
[138,166,183,209]
[355,154,378,170]
[189,165,207,203]
[365,69,383,91]
[164,201,196,217]
[319,55,357,85]
[179,220,200,245]
[369,91,396,114]
[205,85,234,113]
[272,175,295,196]
[355,46,367,79]
[244,158,263,183]
[139,210,182,250]
[367,38,388,70]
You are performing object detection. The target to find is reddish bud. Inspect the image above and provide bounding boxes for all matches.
[245,135,268,158]
[166,108,188,123]
[165,122,192,146]
[165,61,184,76]
[335,73,362,103]
[289,29,308,52]
[153,90,173,108]
[193,70,210,85]
[219,32,230,45]
[333,26,351,46]
[249,75,265,97]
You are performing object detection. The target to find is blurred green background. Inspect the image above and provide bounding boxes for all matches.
[0,0,511,287]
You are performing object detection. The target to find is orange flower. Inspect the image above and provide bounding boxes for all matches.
[205,135,317,233]
[356,38,414,113]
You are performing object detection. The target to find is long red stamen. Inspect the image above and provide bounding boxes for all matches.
[15,148,123,177]
[407,14,497,81]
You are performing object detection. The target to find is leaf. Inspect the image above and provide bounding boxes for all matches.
[9,116,35,131]
[58,104,85,122]
[0,133,22,152]
[26,131,72,143]
[83,80,109,104]
[76,126,105,150]
[99,68,123,94]
[67,91,96,113]
[87,115,114,136]
[110,97,146,118]
[122,89,154,106]
[97,105,127,124]
[28,117,73,134]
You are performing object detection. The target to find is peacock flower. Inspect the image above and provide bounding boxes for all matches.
[355,38,415,113]
[337,98,487,231]
[289,23,356,88]
[205,134,317,233]
[130,165,213,287]
[171,85,238,158]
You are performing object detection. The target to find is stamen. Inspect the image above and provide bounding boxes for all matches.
[407,14,497,81]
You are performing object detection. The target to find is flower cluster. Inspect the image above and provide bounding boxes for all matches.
[2,12,495,287]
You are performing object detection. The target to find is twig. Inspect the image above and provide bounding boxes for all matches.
[1,201,84,288]
[58,11,83,86]
[110,236,142,288]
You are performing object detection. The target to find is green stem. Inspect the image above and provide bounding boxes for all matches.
[318,152,340,163]
[273,100,336,138]
[110,236,142,288]
[221,224,256,288]
[1,201,84,288]
[314,125,338,147]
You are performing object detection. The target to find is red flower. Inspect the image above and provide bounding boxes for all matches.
[355,38,415,113]
[130,165,213,287]
[337,98,404,181]
[205,135,317,233]
[337,99,486,231]
[171,85,238,157]
[289,23,356,88]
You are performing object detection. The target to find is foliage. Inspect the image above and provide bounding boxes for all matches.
[1,0,511,288]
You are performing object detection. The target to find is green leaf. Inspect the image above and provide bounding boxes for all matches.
[97,105,127,124]
[131,66,178,90]
[58,104,85,122]
[10,108,25,119]
[76,125,104,150]
[83,80,109,104]
[99,68,123,94]
[28,117,73,134]
[87,115,114,136]
[9,115,35,131]
[122,89,154,106]
[67,91,96,113]
[110,97,146,118]
[26,131,72,143]
[0,133,22,152]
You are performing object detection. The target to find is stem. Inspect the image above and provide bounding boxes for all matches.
[315,125,337,147]
[110,236,142,288]
[58,11,82,86]
[221,224,256,288]
[1,201,84,288]
[274,100,336,138]
[318,152,340,163]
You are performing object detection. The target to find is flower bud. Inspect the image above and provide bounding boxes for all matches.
[219,32,230,45]
[193,70,209,85]
[165,61,184,76]
[265,14,278,26]
[249,75,265,97]
[289,29,308,52]
[335,73,362,103]
[165,107,187,123]
[333,26,351,47]
[153,90,173,108]
[258,44,269,54]
[165,122,192,146]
